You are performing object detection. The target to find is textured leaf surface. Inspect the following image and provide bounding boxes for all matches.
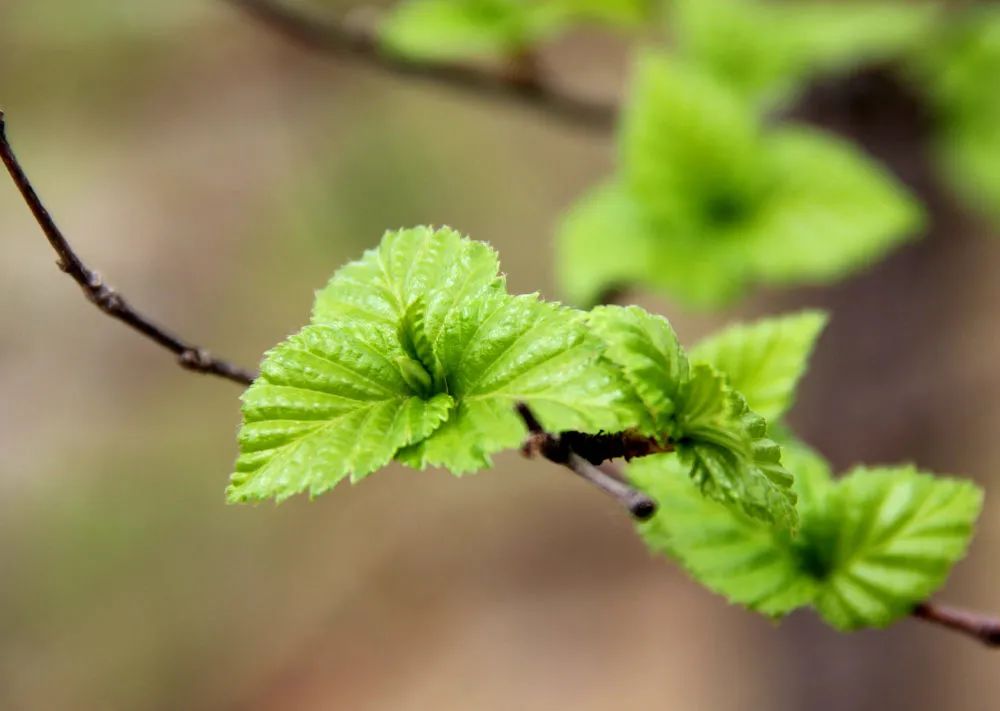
[814,466,983,630]
[690,311,828,420]
[673,365,797,528]
[631,442,983,629]
[631,443,830,616]
[745,128,924,284]
[233,226,635,499]
[230,324,454,502]
[587,305,687,434]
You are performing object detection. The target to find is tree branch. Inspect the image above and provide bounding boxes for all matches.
[515,402,657,520]
[912,602,1000,647]
[222,0,617,133]
[0,112,257,386]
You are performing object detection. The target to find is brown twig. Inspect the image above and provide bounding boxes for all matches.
[223,0,617,133]
[515,402,657,520]
[912,602,1000,647]
[0,112,257,386]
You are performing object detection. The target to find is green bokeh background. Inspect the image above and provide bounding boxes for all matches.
[2,1,999,709]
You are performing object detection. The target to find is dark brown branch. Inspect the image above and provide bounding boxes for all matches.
[223,0,617,133]
[515,402,657,520]
[912,602,1000,647]
[0,112,257,386]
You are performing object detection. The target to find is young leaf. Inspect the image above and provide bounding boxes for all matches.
[672,364,797,529]
[744,127,925,285]
[559,55,922,307]
[814,466,983,630]
[587,305,687,434]
[670,0,939,108]
[229,324,455,502]
[915,7,1000,228]
[631,442,983,630]
[630,443,830,616]
[231,226,638,500]
[690,311,828,421]
[380,0,649,61]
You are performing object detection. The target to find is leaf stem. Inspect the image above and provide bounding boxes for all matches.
[0,112,257,386]
[515,402,657,520]
[912,602,1000,647]
[222,0,616,133]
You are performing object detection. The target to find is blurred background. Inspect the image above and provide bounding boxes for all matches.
[2,1,999,709]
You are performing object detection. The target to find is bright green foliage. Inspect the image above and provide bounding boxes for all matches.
[380,0,648,61]
[669,0,939,108]
[558,54,924,307]
[588,305,796,528]
[690,311,828,421]
[914,7,1000,228]
[230,227,636,501]
[631,443,983,629]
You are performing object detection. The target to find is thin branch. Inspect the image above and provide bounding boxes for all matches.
[912,602,1000,647]
[223,0,617,133]
[515,402,657,520]
[0,112,257,386]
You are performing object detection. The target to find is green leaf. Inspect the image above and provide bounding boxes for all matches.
[630,442,830,616]
[621,52,769,228]
[690,311,828,421]
[744,128,924,284]
[916,8,1000,228]
[587,305,687,434]
[229,324,455,502]
[671,0,939,107]
[232,226,637,499]
[380,0,541,60]
[672,364,797,528]
[631,441,983,630]
[559,56,921,308]
[813,466,983,630]
[399,291,639,472]
[379,0,648,60]
[555,181,656,307]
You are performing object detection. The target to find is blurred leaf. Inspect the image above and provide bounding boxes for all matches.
[745,127,924,284]
[670,0,940,107]
[916,7,1000,229]
[559,55,921,307]
[690,310,828,421]
[380,0,649,60]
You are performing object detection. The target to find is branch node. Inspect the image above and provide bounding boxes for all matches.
[514,402,657,520]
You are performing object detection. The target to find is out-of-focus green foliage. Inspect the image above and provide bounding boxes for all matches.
[669,0,939,108]
[558,54,923,308]
[380,0,649,60]
[913,6,1000,229]
[631,313,984,630]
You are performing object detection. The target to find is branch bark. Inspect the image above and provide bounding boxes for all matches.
[912,602,1000,647]
[515,402,657,520]
[223,0,617,133]
[0,112,257,386]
